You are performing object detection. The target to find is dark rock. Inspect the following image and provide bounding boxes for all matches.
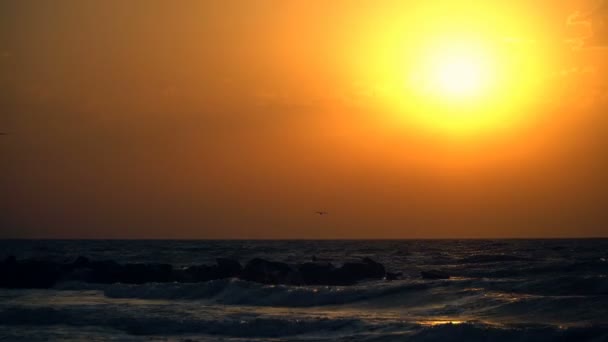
[420,270,450,280]
[216,258,242,278]
[151,263,174,282]
[1,256,390,287]
[362,257,385,277]
[177,259,241,283]
[298,262,335,285]
[0,259,60,289]
[85,260,124,284]
[121,263,173,284]
[122,264,149,284]
[332,258,386,285]
[62,267,93,282]
[241,258,293,284]
[178,264,217,282]
[59,255,91,275]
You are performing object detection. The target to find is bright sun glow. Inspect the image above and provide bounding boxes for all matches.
[384,33,544,137]
[419,40,496,102]
[432,55,486,98]
[357,5,549,139]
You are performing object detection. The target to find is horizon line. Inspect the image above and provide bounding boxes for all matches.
[1,237,608,241]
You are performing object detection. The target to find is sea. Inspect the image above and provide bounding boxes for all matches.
[1,239,608,341]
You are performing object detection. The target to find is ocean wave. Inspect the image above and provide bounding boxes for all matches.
[2,305,607,341]
[57,271,608,311]
[0,306,365,337]
[483,275,608,296]
[101,278,433,307]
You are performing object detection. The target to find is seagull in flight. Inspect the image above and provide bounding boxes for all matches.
[315,211,328,216]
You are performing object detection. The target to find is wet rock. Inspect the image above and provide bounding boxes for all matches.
[362,257,386,277]
[0,258,60,289]
[420,270,450,280]
[120,263,173,284]
[241,258,293,284]
[59,256,91,275]
[84,260,124,284]
[332,257,386,285]
[298,262,336,285]
[177,259,242,283]
[1,256,390,287]
[215,258,242,278]
[148,263,174,282]
[178,264,217,282]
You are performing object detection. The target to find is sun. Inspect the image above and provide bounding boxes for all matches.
[432,55,486,98]
[423,41,495,102]
[360,6,550,139]
[385,36,521,136]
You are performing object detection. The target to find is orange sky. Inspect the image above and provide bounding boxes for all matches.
[1,0,607,238]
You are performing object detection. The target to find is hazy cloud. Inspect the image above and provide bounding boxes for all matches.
[568,0,608,47]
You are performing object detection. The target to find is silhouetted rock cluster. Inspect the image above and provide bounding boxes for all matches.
[0,255,392,289]
[0,257,60,289]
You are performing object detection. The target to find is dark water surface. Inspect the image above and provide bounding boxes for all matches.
[1,239,608,341]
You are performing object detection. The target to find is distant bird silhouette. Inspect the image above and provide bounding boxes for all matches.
[315,211,328,216]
